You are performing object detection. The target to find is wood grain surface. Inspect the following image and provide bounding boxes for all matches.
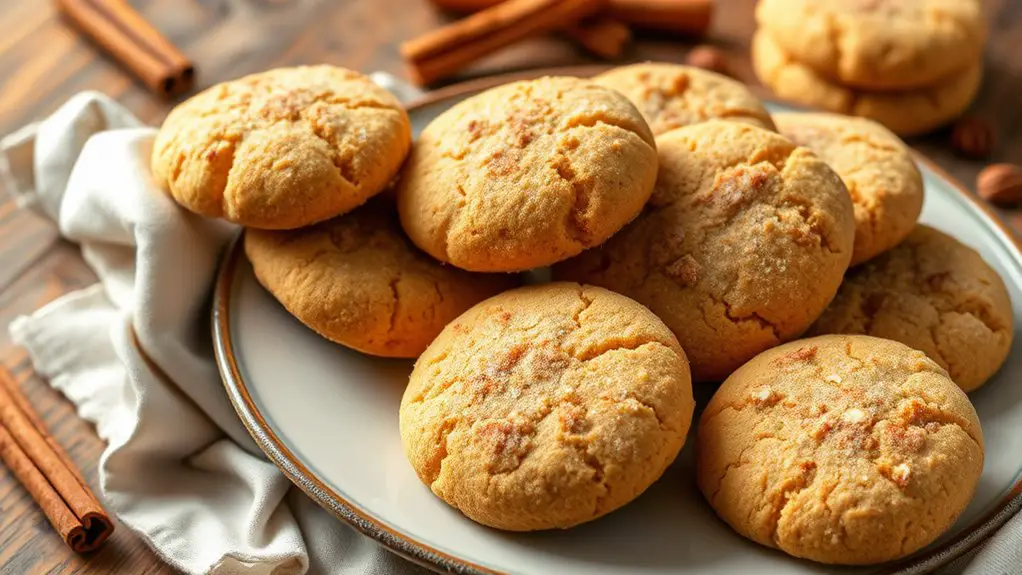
[0,0,1020,572]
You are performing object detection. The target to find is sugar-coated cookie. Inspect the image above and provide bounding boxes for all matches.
[755,0,986,90]
[752,32,982,136]
[697,335,983,565]
[593,63,776,135]
[773,113,923,266]
[555,121,855,382]
[153,65,411,229]
[244,200,515,358]
[400,283,694,531]
[809,225,1013,392]
[396,76,659,272]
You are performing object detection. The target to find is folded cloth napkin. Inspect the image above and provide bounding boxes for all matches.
[0,76,427,575]
[2,75,1020,575]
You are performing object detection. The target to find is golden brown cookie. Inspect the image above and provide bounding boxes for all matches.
[400,282,694,531]
[808,225,1013,392]
[153,66,411,229]
[773,113,924,266]
[244,200,515,358]
[752,31,983,136]
[755,0,986,90]
[593,63,776,135]
[555,121,855,382]
[697,335,984,565]
[396,76,659,272]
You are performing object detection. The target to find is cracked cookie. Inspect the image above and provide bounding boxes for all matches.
[808,225,1013,392]
[555,121,855,382]
[752,31,982,136]
[152,65,411,229]
[755,0,986,90]
[592,63,776,136]
[396,76,659,272]
[773,113,924,266]
[697,334,983,565]
[244,199,515,358]
[399,282,694,530]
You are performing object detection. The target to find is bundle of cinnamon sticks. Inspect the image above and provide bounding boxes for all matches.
[0,367,113,552]
[405,0,714,85]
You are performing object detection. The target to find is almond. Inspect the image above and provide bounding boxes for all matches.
[977,164,1022,206]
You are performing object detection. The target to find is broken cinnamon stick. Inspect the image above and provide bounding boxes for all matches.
[403,0,606,85]
[0,367,113,552]
[564,17,632,60]
[54,0,194,97]
[429,0,713,35]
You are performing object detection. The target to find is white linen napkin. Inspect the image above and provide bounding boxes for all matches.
[0,82,426,575]
[2,76,1020,575]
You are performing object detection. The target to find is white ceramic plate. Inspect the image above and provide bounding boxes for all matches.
[213,70,1022,574]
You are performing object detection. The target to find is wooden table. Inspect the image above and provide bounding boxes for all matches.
[0,0,1019,572]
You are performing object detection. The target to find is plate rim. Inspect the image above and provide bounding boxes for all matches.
[212,65,1022,575]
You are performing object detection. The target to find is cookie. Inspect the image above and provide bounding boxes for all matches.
[755,0,986,90]
[396,76,659,272]
[808,225,1013,392]
[697,335,984,565]
[244,200,515,358]
[400,282,694,531]
[752,32,983,136]
[153,65,411,229]
[555,121,855,382]
[773,113,924,266]
[593,63,776,135]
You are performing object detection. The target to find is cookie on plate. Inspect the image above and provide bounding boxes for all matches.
[153,65,411,229]
[755,0,986,90]
[808,225,1013,392]
[593,63,776,135]
[555,121,855,382]
[396,76,659,272]
[400,282,694,531]
[697,335,983,565]
[773,113,923,266]
[244,200,515,358]
[752,32,982,136]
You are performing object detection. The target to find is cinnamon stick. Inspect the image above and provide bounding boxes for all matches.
[54,0,194,97]
[0,367,113,552]
[564,18,632,60]
[428,0,713,35]
[606,0,713,35]
[403,0,606,85]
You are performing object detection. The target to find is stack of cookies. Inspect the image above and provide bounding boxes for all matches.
[752,0,987,136]
[151,61,1013,567]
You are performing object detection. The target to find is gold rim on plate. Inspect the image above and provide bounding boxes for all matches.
[212,66,1022,575]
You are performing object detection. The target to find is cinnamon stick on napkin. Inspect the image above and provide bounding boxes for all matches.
[0,367,113,552]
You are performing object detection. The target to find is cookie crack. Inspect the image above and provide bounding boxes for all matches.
[709,433,782,502]
[551,153,594,246]
[560,114,653,149]
[576,339,668,363]
[426,418,458,487]
[319,94,401,113]
[891,394,982,448]
[571,287,594,330]
[709,291,783,342]
[307,121,359,188]
[770,461,819,546]
[779,193,839,255]
[562,433,610,516]
[386,272,402,335]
